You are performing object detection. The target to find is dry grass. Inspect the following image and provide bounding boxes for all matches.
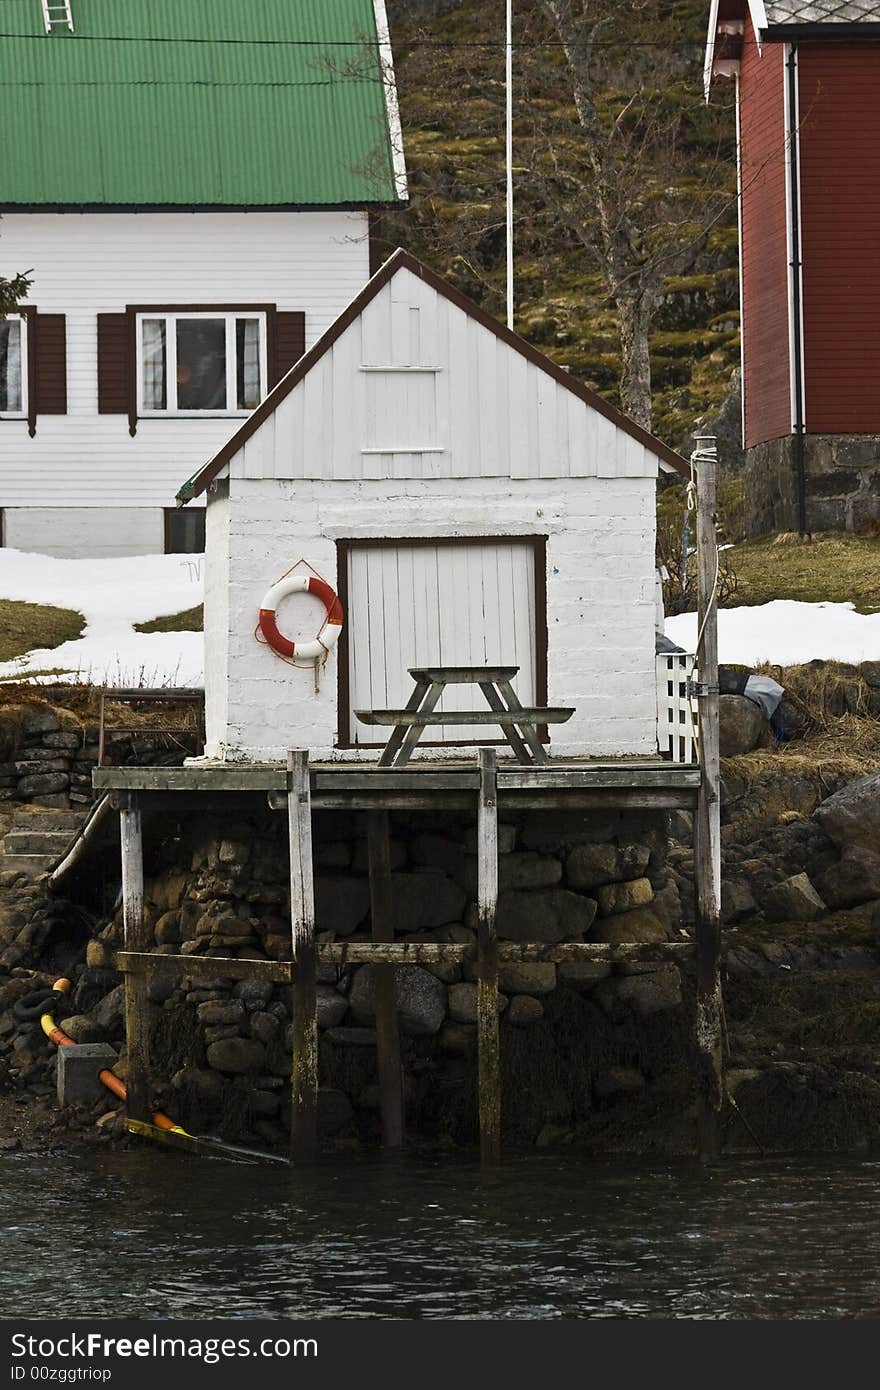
[135,605,204,635]
[0,599,84,662]
[727,531,880,613]
[722,715,880,785]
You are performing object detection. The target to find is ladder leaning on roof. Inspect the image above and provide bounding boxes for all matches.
[41,1,74,32]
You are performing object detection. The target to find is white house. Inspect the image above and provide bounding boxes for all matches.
[0,0,406,558]
[177,250,689,763]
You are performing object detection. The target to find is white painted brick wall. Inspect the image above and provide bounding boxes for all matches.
[203,474,659,762]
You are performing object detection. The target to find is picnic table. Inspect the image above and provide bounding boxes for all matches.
[355,666,574,767]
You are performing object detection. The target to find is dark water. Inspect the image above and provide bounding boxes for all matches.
[2,1149,879,1319]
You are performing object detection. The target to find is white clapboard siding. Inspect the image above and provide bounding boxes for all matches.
[346,540,537,743]
[228,265,659,486]
[0,210,369,508]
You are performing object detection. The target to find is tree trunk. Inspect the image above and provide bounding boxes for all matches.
[617,294,654,430]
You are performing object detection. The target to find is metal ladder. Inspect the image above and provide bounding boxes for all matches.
[41,1,74,31]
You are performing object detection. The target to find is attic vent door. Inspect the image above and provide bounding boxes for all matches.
[343,538,544,746]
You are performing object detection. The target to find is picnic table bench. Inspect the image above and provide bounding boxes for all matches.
[355,666,574,767]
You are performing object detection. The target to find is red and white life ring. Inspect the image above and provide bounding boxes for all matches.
[258,574,343,661]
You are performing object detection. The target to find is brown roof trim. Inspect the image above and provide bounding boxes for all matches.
[177,248,688,502]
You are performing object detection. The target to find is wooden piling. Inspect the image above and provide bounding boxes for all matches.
[368,810,404,1148]
[120,795,150,1123]
[693,435,724,1160]
[476,747,501,1166]
[287,750,318,1164]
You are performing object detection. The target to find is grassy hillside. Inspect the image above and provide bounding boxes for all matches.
[384,0,740,449]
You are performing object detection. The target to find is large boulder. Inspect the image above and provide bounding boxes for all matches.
[763,872,826,922]
[815,773,880,854]
[566,842,651,892]
[499,852,562,891]
[817,847,880,909]
[506,995,544,1026]
[493,888,597,943]
[315,985,348,1030]
[615,967,682,1016]
[497,962,556,995]
[315,877,370,937]
[348,964,446,1035]
[719,695,765,757]
[390,873,467,932]
[592,906,667,945]
[596,877,654,917]
[205,1037,266,1074]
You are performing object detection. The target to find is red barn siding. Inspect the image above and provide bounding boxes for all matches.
[798,44,880,434]
[739,20,791,448]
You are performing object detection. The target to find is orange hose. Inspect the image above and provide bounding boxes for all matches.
[42,978,188,1135]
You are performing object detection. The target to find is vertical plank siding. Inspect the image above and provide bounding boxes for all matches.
[233,267,659,484]
[798,44,880,434]
[345,540,540,744]
[739,18,792,449]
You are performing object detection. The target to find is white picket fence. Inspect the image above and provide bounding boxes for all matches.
[656,652,699,764]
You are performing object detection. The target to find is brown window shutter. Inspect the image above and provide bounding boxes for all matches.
[272,311,305,387]
[97,313,133,429]
[29,314,67,433]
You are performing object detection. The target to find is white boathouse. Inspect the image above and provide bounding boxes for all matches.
[177,250,689,764]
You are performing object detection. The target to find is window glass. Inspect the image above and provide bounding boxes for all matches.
[236,318,261,410]
[176,318,226,411]
[141,319,167,411]
[165,508,206,554]
[0,319,23,413]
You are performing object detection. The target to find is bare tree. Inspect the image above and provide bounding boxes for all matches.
[532,0,729,427]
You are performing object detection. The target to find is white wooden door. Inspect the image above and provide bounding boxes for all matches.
[346,540,539,744]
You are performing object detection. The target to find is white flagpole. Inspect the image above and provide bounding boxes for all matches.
[506,0,514,331]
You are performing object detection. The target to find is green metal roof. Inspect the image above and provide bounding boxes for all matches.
[0,0,403,207]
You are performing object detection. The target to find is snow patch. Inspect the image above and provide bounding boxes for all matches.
[667,600,880,666]
[0,549,204,686]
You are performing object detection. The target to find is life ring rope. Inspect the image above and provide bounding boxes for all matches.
[255,559,343,668]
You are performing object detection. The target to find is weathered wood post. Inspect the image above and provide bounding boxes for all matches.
[368,810,403,1148]
[476,747,501,1166]
[693,434,724,1160]
[119,793,150,1123]
[288,749,318,1164]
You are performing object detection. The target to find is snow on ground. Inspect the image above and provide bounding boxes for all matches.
[0,549,204,686]
[667,599,880,666]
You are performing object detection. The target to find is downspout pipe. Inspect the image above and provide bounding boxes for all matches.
[786,42,807,535]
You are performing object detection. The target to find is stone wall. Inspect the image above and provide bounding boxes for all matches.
[88,805,688,1150]
[0,699,202,809]
[743,434,880,536]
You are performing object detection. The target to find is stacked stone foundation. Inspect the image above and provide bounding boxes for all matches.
[744,434,880,535]
[88,805,694,1151]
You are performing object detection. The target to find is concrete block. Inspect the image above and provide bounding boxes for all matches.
[57,1043,117,1107]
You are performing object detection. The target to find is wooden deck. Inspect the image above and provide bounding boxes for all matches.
[94,757,700,811]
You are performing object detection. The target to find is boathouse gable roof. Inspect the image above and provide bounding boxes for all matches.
[177,249,688,503]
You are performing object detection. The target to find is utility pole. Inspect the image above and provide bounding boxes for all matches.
[506,0,514,331]
[692,433,723,1160]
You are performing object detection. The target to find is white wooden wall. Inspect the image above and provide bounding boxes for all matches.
[0,211,369,510]
[346,540,538,743]
[231,265,659,484]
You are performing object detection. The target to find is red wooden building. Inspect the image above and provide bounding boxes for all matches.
[705,0,880,534]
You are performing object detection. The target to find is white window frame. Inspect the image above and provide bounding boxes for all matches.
[0,313,28,420]
[135,310,268,419]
